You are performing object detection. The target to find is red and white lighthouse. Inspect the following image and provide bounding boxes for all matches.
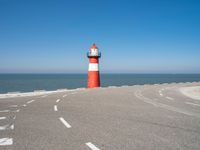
[87,43,101,88]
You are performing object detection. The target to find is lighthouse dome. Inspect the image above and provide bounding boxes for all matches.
[90,43,98,49]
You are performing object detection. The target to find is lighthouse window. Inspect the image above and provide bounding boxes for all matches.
[91,49,98,56]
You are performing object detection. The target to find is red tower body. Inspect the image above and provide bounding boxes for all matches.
[87,44,101,88]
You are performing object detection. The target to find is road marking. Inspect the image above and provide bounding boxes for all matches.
[3,110,19,113]
[86,142,100,150]
[185,102,200,107]
[23,104,27,107]
[56,99,60,103]
[166,97,174,101]
[158,90,163,96]
[9,105,18,107]
[15,109,20,112]
[0,110,10,113]
[54,105,58,111]
[41,95,47,98]
[0,117,6,120]
[0,124,14,130]
[10,124,14,130]
[59,117,71,128]
[27,100,35,104]
[0,138,13,146]
[135,90,198,117]
[63,94,67,98]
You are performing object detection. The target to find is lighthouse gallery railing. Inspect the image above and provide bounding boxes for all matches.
[87,52,101,58]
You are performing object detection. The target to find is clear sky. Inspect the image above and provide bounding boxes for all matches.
[0,0,200,73]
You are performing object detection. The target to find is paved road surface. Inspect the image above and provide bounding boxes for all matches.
[0,82,200,150]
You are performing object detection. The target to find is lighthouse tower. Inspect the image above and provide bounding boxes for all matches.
[87,44,101,88]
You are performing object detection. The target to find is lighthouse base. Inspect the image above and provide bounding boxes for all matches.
[87,71,100,88]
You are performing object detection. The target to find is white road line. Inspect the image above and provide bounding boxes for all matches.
[158,90,163,96]
[10,124,14,130]
[41,95,47,98]
[9,105,18,107]
[185,102,200,107]
[15,109,20,112]
[56,99,60,103]
[11,109,20,113]
[135,90,198,117]
[59,117,71,128]
[23,104,27,107]
[3,110,19,113]
[0,126,6,131]
[27,100,35,104]
[0,110,10,113]
[86,142,100,150]
[63,94,67,98]
[0,124,14,130]
[54,105,58,111]
[0,138,13,146]
[166,97,174,101]
[0,117,6,120]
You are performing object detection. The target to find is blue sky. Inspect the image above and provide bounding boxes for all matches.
[0,0,200,73]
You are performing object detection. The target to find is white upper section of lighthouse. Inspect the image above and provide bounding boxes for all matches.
[90,48,98,56]
[87,43,101,58]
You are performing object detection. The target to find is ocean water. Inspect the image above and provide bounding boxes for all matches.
[0,74,200,94]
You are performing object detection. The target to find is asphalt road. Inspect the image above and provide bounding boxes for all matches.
[0,82,200,150]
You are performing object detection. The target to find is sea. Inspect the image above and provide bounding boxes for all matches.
[0,74,200,94]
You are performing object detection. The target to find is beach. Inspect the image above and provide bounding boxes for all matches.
[0,82,200,149]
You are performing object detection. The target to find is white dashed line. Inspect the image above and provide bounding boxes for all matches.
[0,109,20,113]
[41,95,47,98]
[27,100,35,104]
[86,142,100,150]
[10,124,14,130]
[15,109,20,112]
[0,110,10,113]
[11,109,20,113]
[9,105,18,107]
[0,124,14,131]
[158,90,163,96]
[59,117,71,128]
[0,117,6,120]
[0,126,6,131]
[0,138,13,146]
[56,99,60,103]
[158,89,164,97]
[54,105,58,111]
[63,94,67,98]
[185,102,200,107]
[166,97,174,101]
[23,104,27,107]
